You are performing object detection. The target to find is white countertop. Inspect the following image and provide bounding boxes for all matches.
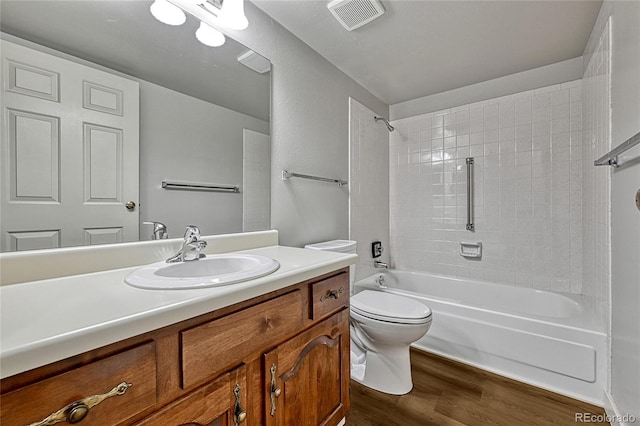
[0,245,356,379]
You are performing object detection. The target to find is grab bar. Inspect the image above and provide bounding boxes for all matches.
[466,157,474,231]
[594,130,640,167]
[281,170,348,187]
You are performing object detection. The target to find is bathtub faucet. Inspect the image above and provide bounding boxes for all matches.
[375,274,388,289]
[374,260,389,269]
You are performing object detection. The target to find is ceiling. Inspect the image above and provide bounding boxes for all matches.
[0,1,270,121]
[253,0,602,105]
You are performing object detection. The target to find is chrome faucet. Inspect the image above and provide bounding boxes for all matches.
[374,260,389,269]
[143,221,168,240]
[166,225,207,263]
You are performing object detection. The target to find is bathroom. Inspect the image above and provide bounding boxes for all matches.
[0,0,639,425]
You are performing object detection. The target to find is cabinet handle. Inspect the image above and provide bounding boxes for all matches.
[320,287,344,302]
[269,364,281,417]
[27,382,132,426]
[233,383,247,425]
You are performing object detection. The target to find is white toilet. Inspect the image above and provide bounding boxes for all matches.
[304,240,432,395]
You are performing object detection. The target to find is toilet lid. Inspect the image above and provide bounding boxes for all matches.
[351,290,432,323]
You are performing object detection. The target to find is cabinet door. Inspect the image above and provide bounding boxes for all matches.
[136,365,247,426]
[264,309,349,426]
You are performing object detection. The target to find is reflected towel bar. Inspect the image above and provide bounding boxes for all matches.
[161,180,239,193]
[281,170,348,187]
[594,130,640,167]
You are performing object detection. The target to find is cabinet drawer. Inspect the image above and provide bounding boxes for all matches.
[181,290,303,389]
[136,365,246,426]
[1,342,157,426]
[310,273,349,320]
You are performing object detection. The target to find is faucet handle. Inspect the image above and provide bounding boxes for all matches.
[184,225,201,239]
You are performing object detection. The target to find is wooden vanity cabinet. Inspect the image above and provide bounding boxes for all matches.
[264,309,350,426]
[0,268,350,426]
[136,365,247,426]
[0,343,158,426]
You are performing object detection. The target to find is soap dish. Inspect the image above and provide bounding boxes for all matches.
[460,241,482,259]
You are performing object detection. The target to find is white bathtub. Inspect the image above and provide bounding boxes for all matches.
[355,270,607,405]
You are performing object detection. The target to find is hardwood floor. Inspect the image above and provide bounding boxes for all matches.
[347,349,608,426]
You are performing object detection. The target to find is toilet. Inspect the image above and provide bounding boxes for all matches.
[304,240,432,395]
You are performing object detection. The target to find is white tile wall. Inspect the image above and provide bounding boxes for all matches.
[582,18,611,330]
[349,98,390,281]
[390,81,583,292]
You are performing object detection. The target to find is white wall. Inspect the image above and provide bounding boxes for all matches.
[389,82,584,292]
[584,1,640,421]
[243,129,271,232]
[139,80,269,240]
[230,3,388,247]
[390,57,584,121]
[349,98,390,281]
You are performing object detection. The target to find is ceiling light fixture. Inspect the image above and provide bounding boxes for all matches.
[216,0,248,30]
[196,22,226,47]
[150,0,186,26]
[149,0,249,47]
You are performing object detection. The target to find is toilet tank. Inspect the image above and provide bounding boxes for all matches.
[304,240,357,285]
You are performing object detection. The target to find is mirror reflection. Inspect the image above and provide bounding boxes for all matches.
[0,0,271,252]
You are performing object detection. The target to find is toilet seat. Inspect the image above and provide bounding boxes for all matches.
[351,290,432,325]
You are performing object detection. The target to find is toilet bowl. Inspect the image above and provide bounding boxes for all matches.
[350,290,432,395]
[304,240,432,395]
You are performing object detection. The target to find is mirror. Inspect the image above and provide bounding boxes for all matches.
[0,0,271,252]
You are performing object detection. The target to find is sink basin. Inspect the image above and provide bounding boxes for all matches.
[124,254,280,290]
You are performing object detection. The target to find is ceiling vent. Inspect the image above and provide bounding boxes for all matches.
[237,50,271,74]
[327,0,385,31]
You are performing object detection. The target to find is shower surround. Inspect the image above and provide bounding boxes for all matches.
[389,81,584,294]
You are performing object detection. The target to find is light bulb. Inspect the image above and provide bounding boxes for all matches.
[218,0,248,30]
[150,0,186,26]
[196,22,226,47]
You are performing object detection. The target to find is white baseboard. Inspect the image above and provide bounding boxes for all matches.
[603,390,637,426]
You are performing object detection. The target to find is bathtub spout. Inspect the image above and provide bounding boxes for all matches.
[374,260,389,269]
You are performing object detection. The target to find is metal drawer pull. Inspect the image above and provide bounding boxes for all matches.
[27,382,132,426]
[233,384,247,425]
[269,364,281,417]
[320,287,344,302]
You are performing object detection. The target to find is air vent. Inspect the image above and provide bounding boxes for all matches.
[237,50,271,74]
[327,0,385,31]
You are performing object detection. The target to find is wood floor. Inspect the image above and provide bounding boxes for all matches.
[347,349,608,426]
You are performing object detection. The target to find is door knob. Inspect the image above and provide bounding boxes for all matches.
[125,201,136,210]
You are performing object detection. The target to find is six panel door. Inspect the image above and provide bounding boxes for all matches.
[0,40,139,251]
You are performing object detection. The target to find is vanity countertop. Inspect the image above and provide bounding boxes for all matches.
[0,245,356,379]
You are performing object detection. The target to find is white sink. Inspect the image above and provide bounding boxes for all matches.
[124,254,280,290]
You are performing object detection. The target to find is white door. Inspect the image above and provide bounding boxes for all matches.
[0,40,139,252]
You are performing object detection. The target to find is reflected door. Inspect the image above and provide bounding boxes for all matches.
[0,40,139,251]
